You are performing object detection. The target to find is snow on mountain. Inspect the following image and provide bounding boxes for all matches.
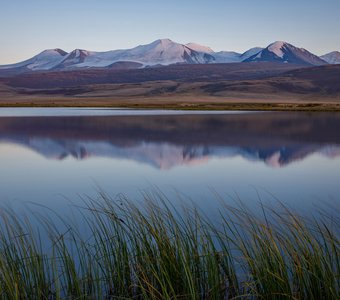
[0,39,217,72]
[54,48,137,69]
[112,39,215,66]
[320,51,340,64]
[240,47,263,60]
[244,41,328,66]
[0,49,67,71]
[56,49,92,67]
[54,49,102,69]
[268,41,286,58]
[0,39,335,73]
[52,39,215,70]
[208,47,263,63]
[213,51,242,63]
[186,42,214,53]
[211,47,264,63]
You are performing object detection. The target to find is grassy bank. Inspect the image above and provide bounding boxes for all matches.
[0,194,338,299]
[1,101,340,112]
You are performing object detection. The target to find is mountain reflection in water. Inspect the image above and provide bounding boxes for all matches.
[0,112,340,169]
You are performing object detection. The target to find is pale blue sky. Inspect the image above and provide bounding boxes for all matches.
[1,0,339,64]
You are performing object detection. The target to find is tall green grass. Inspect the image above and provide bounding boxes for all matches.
[0,193,338,299]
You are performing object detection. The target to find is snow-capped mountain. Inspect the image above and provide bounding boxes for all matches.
[320,51,340,64]
[0,39,336,74]
[186,42,214,53]
[185,42,264,63]
[212,47,264,63]
[0,49,67,72]
[244,41,328,66]
[185,42,253,63]
[54,39,215,70]
[54,49,94,69]
[0,39,215,72]
[240,47,263,60]
[53,49,144,70]
[212,51,242,63]
[106,39,215,66]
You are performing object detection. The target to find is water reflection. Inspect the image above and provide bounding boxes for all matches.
[1,112,340,169]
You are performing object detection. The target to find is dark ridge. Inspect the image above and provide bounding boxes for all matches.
[282,64,340,93]
[55,49,68,56]
[107,61,143,69]
[3,62,304,89]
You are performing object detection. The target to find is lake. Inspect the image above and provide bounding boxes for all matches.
[0,108,339,218]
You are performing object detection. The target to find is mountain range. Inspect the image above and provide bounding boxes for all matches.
[0,39,339,75]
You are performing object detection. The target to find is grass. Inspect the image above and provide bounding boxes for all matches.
[0,192,338,299]
[1,102,340,112]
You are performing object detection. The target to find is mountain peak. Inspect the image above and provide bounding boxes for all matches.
[321,51,340,64]
[70,49,89,55]
[41,48,68,56]
[244,41,327,66]
[154,38,175,45]
[65,49,91,60]
[240,47,263,59]
[134,38,214,65]
[54,49,92,69]
[55,48,68,56]
[141,39,179,51]
[270,41,288,46]
[268,41,290,58]
[186,43,214,53]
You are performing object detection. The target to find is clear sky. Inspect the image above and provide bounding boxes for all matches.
[1,0,339,64]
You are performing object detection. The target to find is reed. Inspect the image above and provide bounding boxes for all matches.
[0,193,338,299]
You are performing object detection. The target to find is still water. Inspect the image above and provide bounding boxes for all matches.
[0,108,339,217]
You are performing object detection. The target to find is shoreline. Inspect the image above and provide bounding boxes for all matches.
[1,102,340,112]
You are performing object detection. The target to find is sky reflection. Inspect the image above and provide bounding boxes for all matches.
[0,111,339,216]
